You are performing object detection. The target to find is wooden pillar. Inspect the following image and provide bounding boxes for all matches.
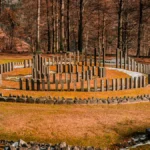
[106,79,109,91]
[112,79,115,91]
[19,78,23,90]
[37,79,40,91]
[101,79,104,92]
[81,79,84,92]
[67,80,70,91]
[31,79,35,91]
[94,78,97,92]
[26,79,30,91]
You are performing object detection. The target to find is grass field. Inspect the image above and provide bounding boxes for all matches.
[0,53,32,64]
[0,102,150,148]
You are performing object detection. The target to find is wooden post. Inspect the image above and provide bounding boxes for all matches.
[106,79,109,91]
[129,78,133,89]
[42,79,45,91]
[94,78,97,92]
[101,79,104,92]
[112,79,115,91]
[116,78,119,90]
[67,80,70,91]
[55,80,58,91]
[74,80,77,91]
[87,77,90,92]
[61,80,64,91]
[81,79,84,92]
[37,79,40,91]
[26,79,30,91]
[19,78,23,90]
[31,79,35,91]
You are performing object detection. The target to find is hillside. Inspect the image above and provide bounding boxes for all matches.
[0,28,31,53]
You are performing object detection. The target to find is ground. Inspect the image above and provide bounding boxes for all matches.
[0,102,150,149]
[0,54,150,149]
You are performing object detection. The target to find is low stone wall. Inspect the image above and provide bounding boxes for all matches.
[1,140,97,150]
[0,93,150,105]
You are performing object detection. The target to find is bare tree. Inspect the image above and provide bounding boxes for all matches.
[67,0,70,51]
[45,0,51,53]
[78,0,83,52]
[137,0,143,57]
[60,0,65,52]
[0,0,2,15]
[55,0,59,52]
[36,0,41,53]
[117,0,123,50]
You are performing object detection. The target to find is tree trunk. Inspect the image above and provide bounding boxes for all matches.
[137,0,143,57]
[60,0,65,52]
[52,0,55,53]
[102,11,106,64]
[36,0,41,53]
[117,0,123,50]
[102,11,105,51]
[67,0,70,51]
[55,0,59,52]
[45,0,51,53]
[122,11,128,57]
[116,0,123,68]
[0,0,1,15]
[85,31,88,62]
[78,0,83,52]
[98,1,101,65]
[10,25,14,50]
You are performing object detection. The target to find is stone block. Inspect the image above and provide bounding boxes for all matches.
[6,97,16,102]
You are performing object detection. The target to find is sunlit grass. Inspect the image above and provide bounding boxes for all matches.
[0,103,150,148]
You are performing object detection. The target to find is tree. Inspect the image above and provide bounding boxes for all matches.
[0,0,149,55]
[117,0,123,50]
[67,0,70,51]
[137,0,143,57]
[45,0,51,53]
[0,0,2,15]
[78,0,83,52]
[36,0,41,53]
[55,0,59,52]
[60,0,65,52]
[52,0,55,53]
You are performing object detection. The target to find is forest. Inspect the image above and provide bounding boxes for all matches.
[0,0,150,56]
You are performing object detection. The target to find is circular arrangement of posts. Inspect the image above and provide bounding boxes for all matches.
[0,50,150,92]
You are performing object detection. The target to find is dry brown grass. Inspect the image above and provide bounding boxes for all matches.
[0,102,150,148]
[0,53,32,64]
[3,68,32,76]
